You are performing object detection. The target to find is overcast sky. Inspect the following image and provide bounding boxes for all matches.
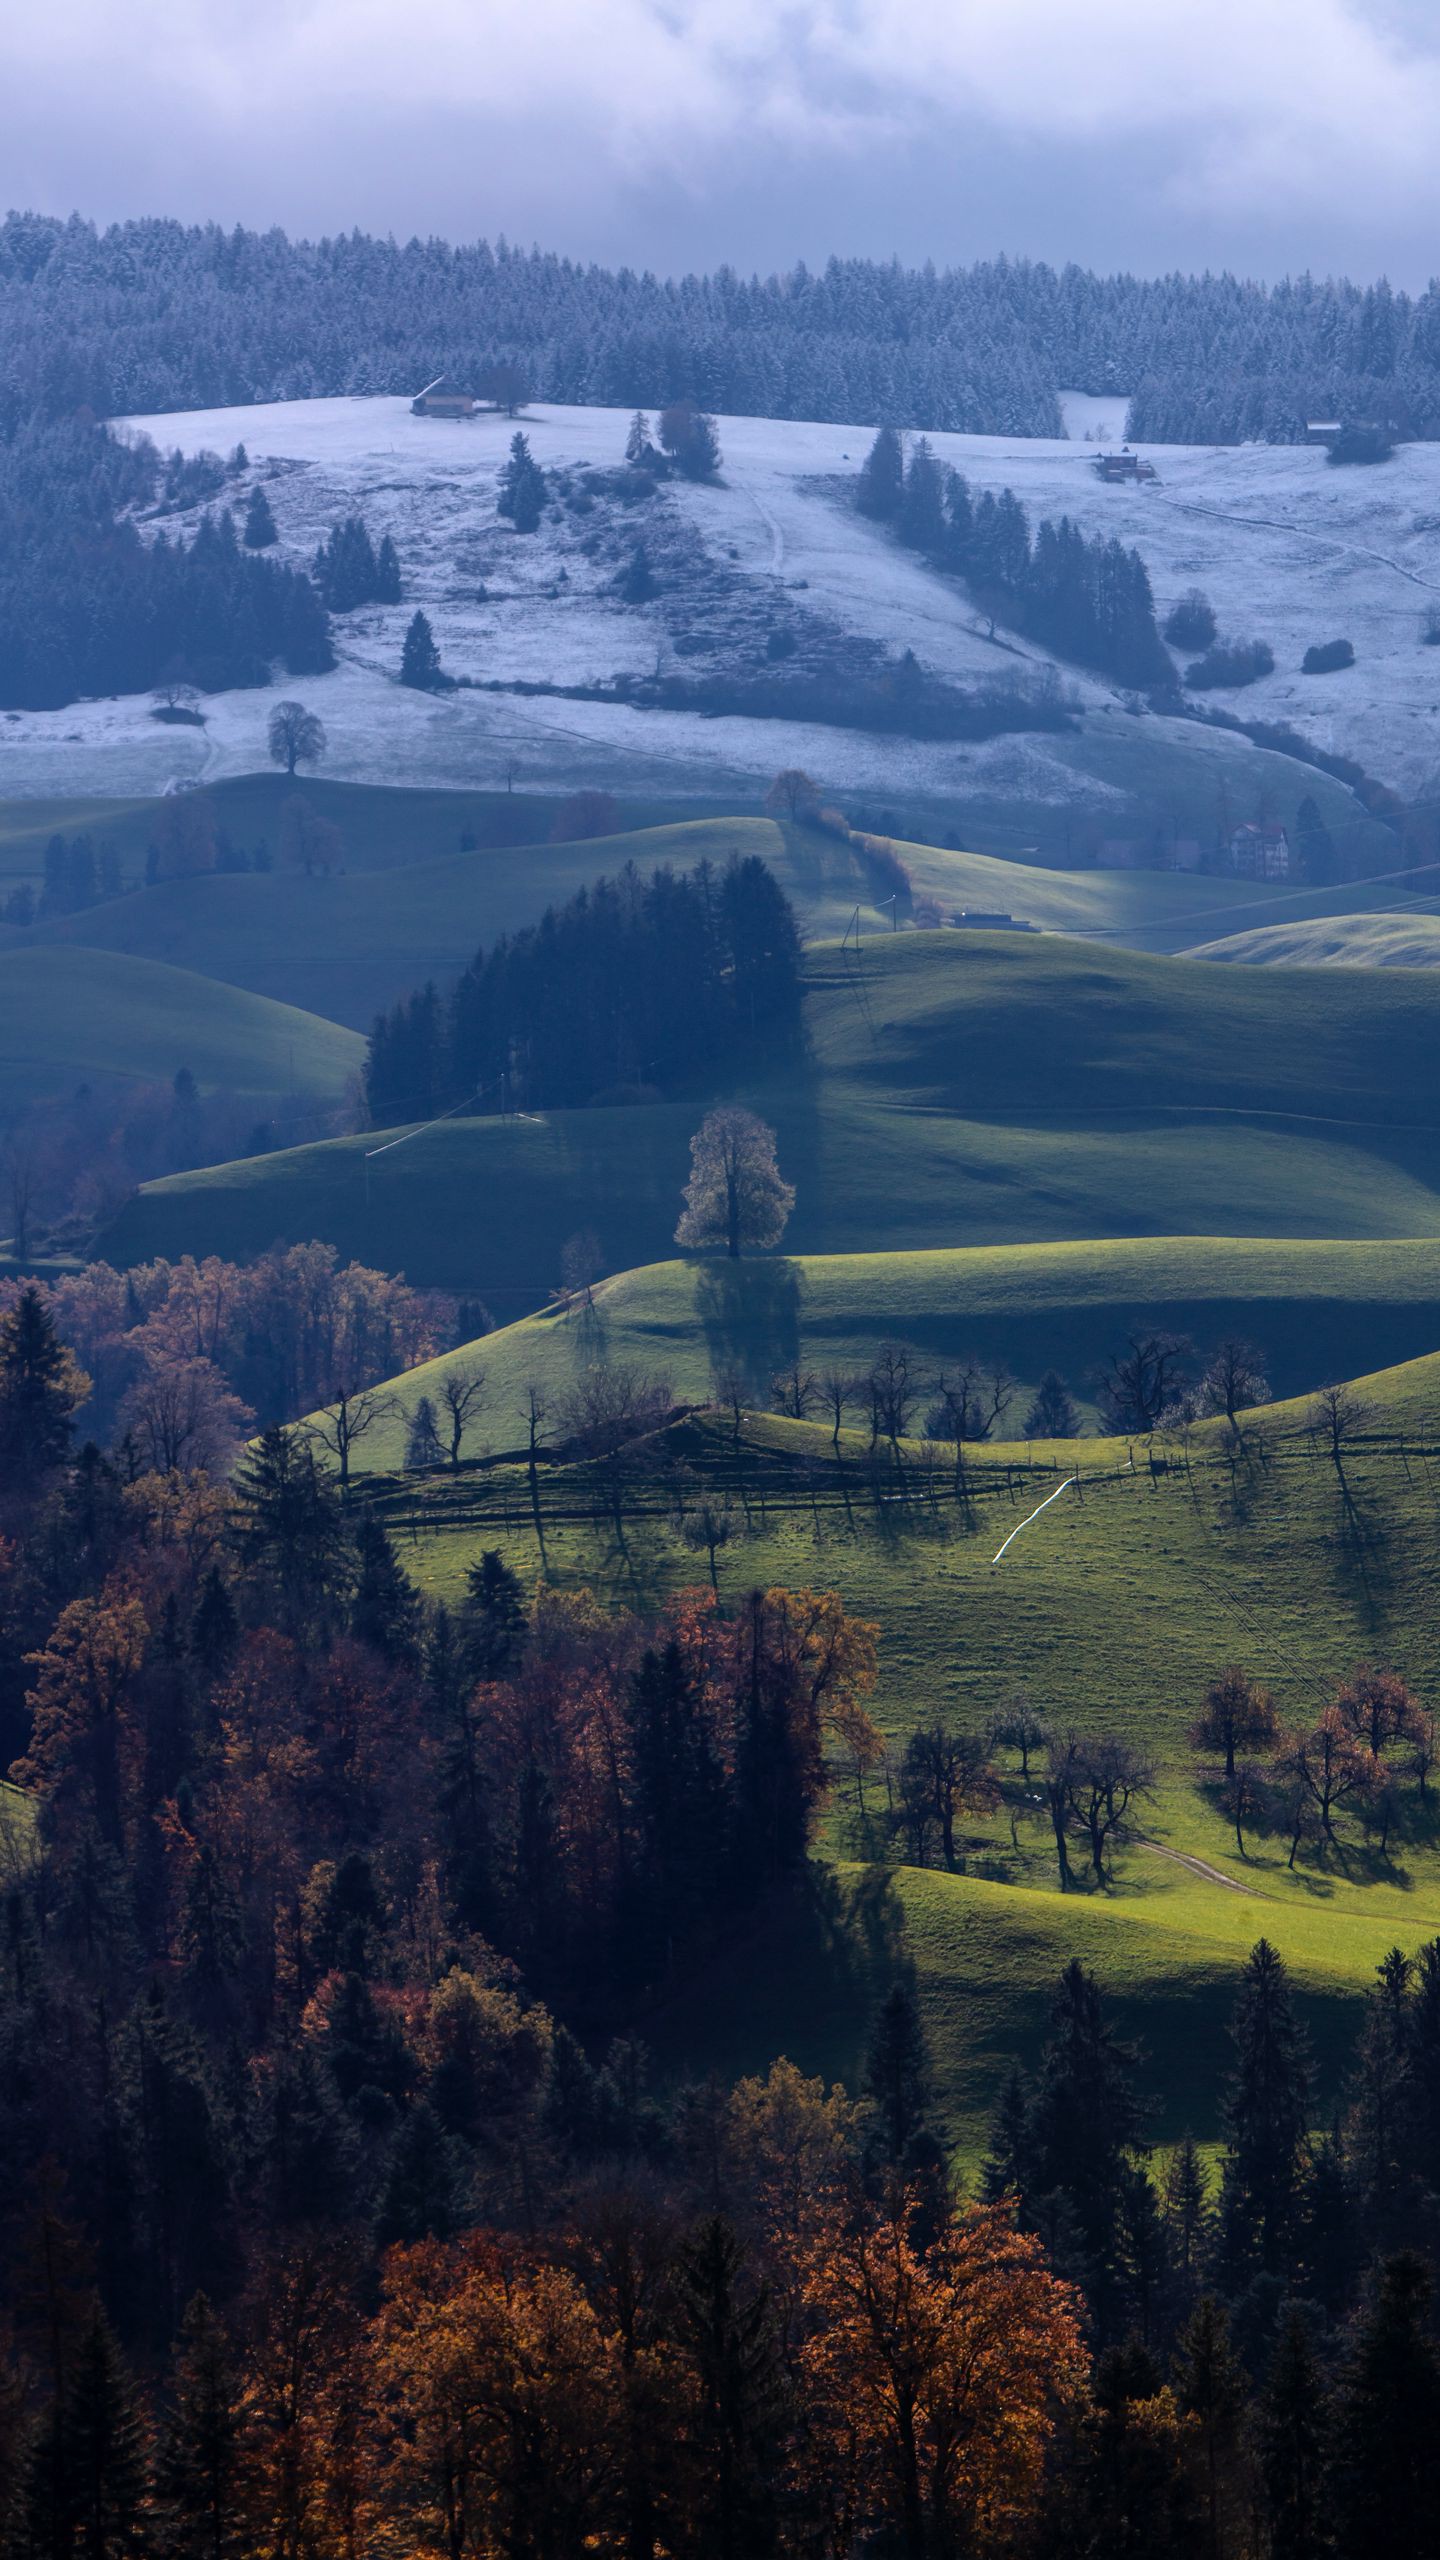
[6,0,1440,285]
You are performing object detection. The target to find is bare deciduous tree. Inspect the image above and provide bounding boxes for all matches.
[770,1361,820,1422]
[307,1382,396,1495]
[1307,1380,1373,1469]
[1198,1338,1271,1430]
[673,1489,741,1593]
[438,1363,486,1469]
[1096,1332,1194,1435]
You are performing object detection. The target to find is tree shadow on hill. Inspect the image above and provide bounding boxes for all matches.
[695,1257,804,1400]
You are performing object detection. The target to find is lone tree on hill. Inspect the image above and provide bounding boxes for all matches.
[765,768,822,822]
[243,483,278,549]
[675,1106,794,1260]
[657,401,721,481]
[400,610,444,690]
[267,699,326,777]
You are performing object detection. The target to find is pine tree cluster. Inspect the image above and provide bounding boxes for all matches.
[0,415,333,710]
[860,428,1173,689]
[364,853,802,1123]
[312,512,402,610]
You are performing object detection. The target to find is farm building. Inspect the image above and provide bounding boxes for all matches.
[412,375,478,420]
[1093,449,1157,483]
[1228,821,1291,881]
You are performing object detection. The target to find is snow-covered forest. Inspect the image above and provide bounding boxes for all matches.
[5,211,1440,443]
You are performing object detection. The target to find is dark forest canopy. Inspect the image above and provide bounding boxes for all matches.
[365,852,803,1125]
[0,414,333,709]
[8,210,1440,441]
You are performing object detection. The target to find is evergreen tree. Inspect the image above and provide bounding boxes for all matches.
[376,2101,465,2247]
[463,1550,528,1683]
[1219,1941,1311,2288]
[1023,1370,1080,1438]
[374,532,402,602]
[241,483,276,549]
[671,2217,784,2560]
[856,424,904,520]
[189,1568,237,1677]
[497,431,545,530]
[403,1395,444,1471]
[23,2309,150,2560]
[399,609,444,690]
[898,436,946,552]
[1294,796,1338,885]
[229,1425,351,1639]
[1172,2296,1247,2560]
[1256,2307,1330,2560]
[154,2293,246,2560]
[0,1286,89,1482]
[1027,1958,1149,2332]
[1329,2255,1440,2556]
[350,1517,422,1665]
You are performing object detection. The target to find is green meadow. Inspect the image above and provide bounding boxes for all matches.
[358,1346,1440,2161]
[0,944,363,1112]
[99,928,1440,1301]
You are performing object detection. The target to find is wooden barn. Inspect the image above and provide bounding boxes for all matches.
[412,375,478,420]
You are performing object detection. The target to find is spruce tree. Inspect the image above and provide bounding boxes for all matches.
[1027,1958,1149,2331]
[399,609,443,689]
[1219,1940,1312,2289]
[671,2217,785,2560]
[856,424,904,520]
[374,532,402,602]
[404,1395,445,1471]
[242,483,276,549]
[0,1285,89,1481]
[1330,2255,1440,2556]
[154,2293,246,2560]
[463,1550,527,1681]
[349,1516,422,1665]
[376,2101,464,2247]
[1173,2295,1247,2560]
[1256,2307,1330,2560]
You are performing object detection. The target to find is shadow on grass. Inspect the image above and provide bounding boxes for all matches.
[696,1257,804,1399]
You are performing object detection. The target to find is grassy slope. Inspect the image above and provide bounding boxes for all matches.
[342,1238,1440,1469]
[0,946,364,1110]
[99,930,1440,1301]
[1193,912,1440,969]
[372,1348,1440,2160]
[26,815,866,1026]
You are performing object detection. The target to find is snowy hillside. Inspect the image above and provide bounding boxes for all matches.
[3,392,1438,830]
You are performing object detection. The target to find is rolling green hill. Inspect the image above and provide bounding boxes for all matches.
[97,930,1440,1299]
[1193,911,1440,969]
[333,1237,1440,1470]
[25,815,860,1026]
[358,1346,1440,2159]
[0,946,364,1112]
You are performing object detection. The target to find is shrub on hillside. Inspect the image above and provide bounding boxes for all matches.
[1184,638,1275,691]
[1326,422,1395,465]
[1163,589,1217,651]
[1302,638,1355,674]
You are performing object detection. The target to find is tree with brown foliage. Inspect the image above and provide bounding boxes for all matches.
[1190,1667,1281,1781]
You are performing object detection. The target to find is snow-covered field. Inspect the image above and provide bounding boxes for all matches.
[5,391,1440,812]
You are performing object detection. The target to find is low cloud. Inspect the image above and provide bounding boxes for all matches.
[4,0,1440,276]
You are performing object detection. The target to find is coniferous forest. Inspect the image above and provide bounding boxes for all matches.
[365,854,803,1124]
[5,213,1440,443]
[0,416,333,709]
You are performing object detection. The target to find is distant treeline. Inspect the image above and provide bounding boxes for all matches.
[0,415,332,709]
[5,217,1440,442]
[857,427,1172,689]
[365,854,802,1124]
